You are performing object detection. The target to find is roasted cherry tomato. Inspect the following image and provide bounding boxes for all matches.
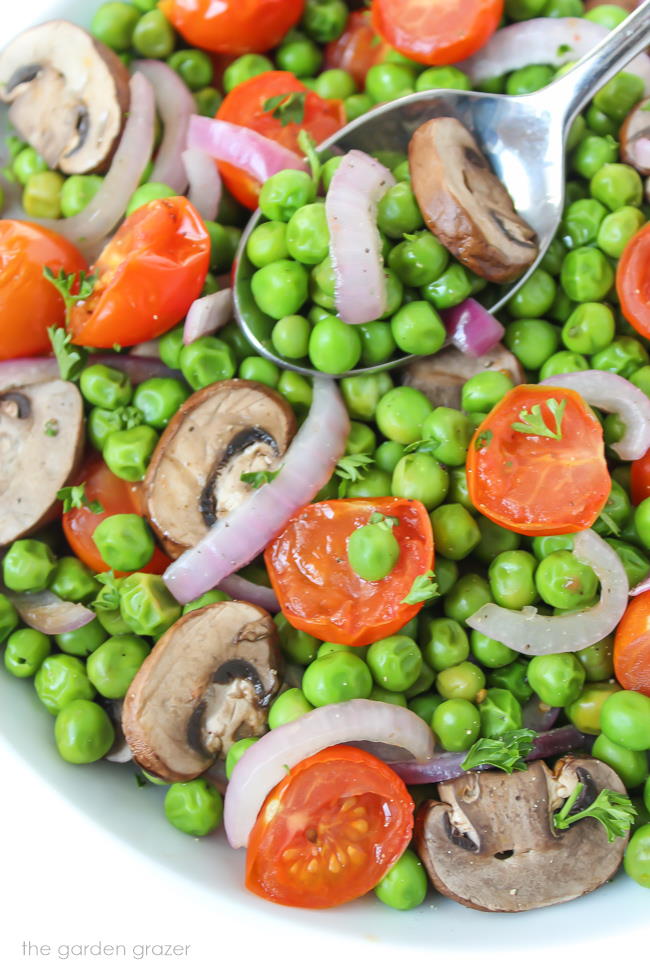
[0,220,87,360]
[631,448,650,506]
[372,0,503,66]
[466,385,610,536]
[324,10,391,88]
[614,591,650,696]
[216,72,345,209]
[617,223,650,340]
[160,0,304,55]
[265,497,433,645]
[68,197,210,348]
[62,455,169,576]
[246,745,414,908]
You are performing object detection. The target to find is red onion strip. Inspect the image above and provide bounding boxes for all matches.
[224,700,434,848]
[3,588,95,635]
[40,73,155,255]
[442,299,505,358]
[183,289,233,344]
[182,148,222,222]
[133,60,195,193]
[522,697,561,733]
[326,150,395,325]
[630,575,650,596]
[219,574,280,614]
[467,529,629,655]
[541,370,650,462]
[163,378,349,604]
[186,115,308,186]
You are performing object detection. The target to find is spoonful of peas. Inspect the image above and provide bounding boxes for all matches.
[234,1,650,379]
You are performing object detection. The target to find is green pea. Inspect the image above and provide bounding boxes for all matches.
[470,631,517,669]
[126,181,177,216]
[418,407,472,468]
[54,619,108,658]
[0,593,18,643]
[594,481,632,538]
[12,146,47,184]
[225,737,259,779]
[346,422,377,456]
[624,824,650,888]
[3,539,56,593]
[535,551,598,610]
[461,371,514,414]
[23,171,64,219]
[488,551,538,611]
[527,653,585,707]
[133,9,176,58]
[369,687,407,707]
[506,0,546,20]
[4,629,50,678]
[565,681,620,735]
[436,661,485,702]
[474,516,519,565]
[302,651,372,706]
[591,163,644,212]
[421,263,473,309]
[390,302,446,357]
[408,693,442,725]
[50,558,99,604]
[607,540,650,589]
[253,259,310,321]
[268,688,314,728]
[443,573,491,623]
[561,302,615,355]
[592,733,649,788]
[80,364,132,411]
[182,590,230,615]
[308,316,362,373]
[561,198,607,249]
[539,349,590,380]
[313,68,356,100]
[179,337,237,390]
[571,133,619,181]
[245,222,288,269]
[302,0,348,43]
[541,238,568,277]
[60,174,103,218]
[286,202,330,265]
[86,635,149,699]
[566,114,587,153]
[347,521,400,582]
[239,356,280,388]
[278,370,312,415]
[388,232,449,288]
[629,365,650,398]
[206,222,241,272]
[318,642,367,660]
[119,573,181,638]
[374,442,404,477]
[366,63,416,103]
[585,104,619,138]
[576,637,614,682]
[548,286,576,324]
[432,698,481,750]
[479,688,523,738]
[504,318,559,371]
[404,660,435,698]
[276,35,322,76]
[54,700,114,764]
[166,48,213,91]
[366,636,422,693]
[132,377,188,429]
[543,0,585,15]
[195,86,222,116]
[506,269,557,318]
[275,614,320,665]
[391,454,449,511]
[35,654,95,715]
[91,1,139,50]
[416,65,471,92]
[376,387,431,444]
[592,336,649,377]
[506,64,554,96]
[103,425,159,481]
[594,72,644,123]
[597,206,645,258]
[271,315,310,360]
[446,468,476,512]
[600,690,650,752]
[158,325,184,370]
[374,849,428,910]
[87,408,126,451]
[488,658,531,702]
[344,93,373,122]
[164,779,223,836]
[259,170,315,223]
[430,504,480,561]
[341,372,393,422]
[421,617,469,671]
[584,4,628,28]
[321,156,343,192]
[377,182,423,239]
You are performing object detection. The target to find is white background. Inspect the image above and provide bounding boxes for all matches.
[1,1,648,972]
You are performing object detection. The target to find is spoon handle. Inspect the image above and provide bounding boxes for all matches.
[542,0,650,129]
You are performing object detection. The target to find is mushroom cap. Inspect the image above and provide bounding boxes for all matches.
[144,379,297,558]
[620,100,650,176]
[409,117,539,284]
[122,600,283,782]
[0,20,130,174]
[415,756,628,913]
[401,343,524,409]
[0,380,84,546]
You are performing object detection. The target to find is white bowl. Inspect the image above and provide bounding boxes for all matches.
[1,0,647,947]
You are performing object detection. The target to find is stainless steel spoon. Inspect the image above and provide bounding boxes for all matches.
[234,1,650,379]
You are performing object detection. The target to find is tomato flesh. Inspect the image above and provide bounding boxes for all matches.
[631,448,650,506]
[466,385,610,536]
[160,0,304,55]
[617,223,650,340]
[615,591,650,697]
[68,197,210,348]
[246,745,414,908]
[324,10,391,87]
[372,0,504,66]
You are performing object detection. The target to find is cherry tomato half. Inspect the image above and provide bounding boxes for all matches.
[68,197,210,348]
[62,455,170,576]
[160,0,304,55]
[614,591,650,697]
[0,220,87,360]
[246,745,414,908]
[324,10,391,88]
[372,0,504,66]
[466,385,610,536]
[216,71,345,209]
[265,497,433,646]
[617,222,650,341]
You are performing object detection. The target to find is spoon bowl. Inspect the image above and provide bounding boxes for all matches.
[234,1,650,379]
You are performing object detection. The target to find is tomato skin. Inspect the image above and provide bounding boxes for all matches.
[68,197,210,348]
[631,448,650,506]
[216,72,345,209]
[617,223,650,340]
[62,455,170,576]
[265,497,433,646]
[324,10,391,87]
[246,745,414,909]
[160,0,304,55]
[0,220,87,360]
[372,0,504,66]
[614,591,650,697]
[466,385,610,536]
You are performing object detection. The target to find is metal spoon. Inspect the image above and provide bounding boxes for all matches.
[234,1,650,379]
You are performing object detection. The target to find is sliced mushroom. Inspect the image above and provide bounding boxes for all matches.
[416,756,628,913]
[0,20,130,174]
[144,380,296,558]
[401,343,524,409]
[620,99,650,175]
[409,117,539,284]
[122,600,282,782]
[0,380,84,546]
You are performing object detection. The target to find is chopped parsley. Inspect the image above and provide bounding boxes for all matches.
[263,92,307,126]
[511,397,566,441]
[43,266,97,315]
[47,326,87,382]
[56,483,104,514]
[336,453,373,497]
[401,571,439,605]
[554,784,636,842]
[461,728,537,774]
[240,469,281,489]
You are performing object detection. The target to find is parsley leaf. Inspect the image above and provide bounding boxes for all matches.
[43,266,97,315]
[47,326,87,382]
[263,92,307,127]
[43,419,59,437]
[92,571,122,612]
[403,438,439,456]
[56,483,104,514]
[368,511,399,530]
[115,405,145,430]
[298,129,321,190]
[596,510,621,537]
[461,728,537,774]
[556,43,572,56]
[135,772,149,788]
[475,429,493,451]
[240,469,281,489]
[554,784,636,842]
[511,397,566,441]
[401,571,439,605]
[336,453,373,497]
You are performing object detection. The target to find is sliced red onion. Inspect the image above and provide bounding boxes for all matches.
[442,299,505,358]
[134,60,194,193]
[219,573,280,614]
[224,700,434,848]
[391,725,592,785]
[460,18,650,91]
[163,377,349,604]
[467,529,629,655]
[325,150,395,326]
[187,115,308,188]
[3,588,95,635]
[522,697,561,733]
[130,340,161,358]
[0,358,61,392]
[90,354,177,383]
[40,73,155,255]
[630,574,650,597]
[183,289,233,344]
[540,370,650,462]
[182,148,222,222]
